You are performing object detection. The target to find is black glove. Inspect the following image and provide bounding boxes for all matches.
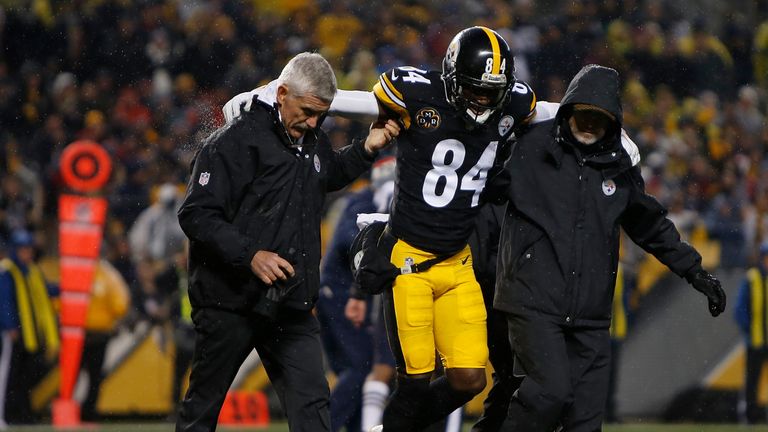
[253,276,302,321]
[685,269,726,317]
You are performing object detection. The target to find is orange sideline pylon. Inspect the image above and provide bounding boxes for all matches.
[53,141,111,427]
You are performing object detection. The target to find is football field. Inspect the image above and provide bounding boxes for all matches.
[5,423,768,432]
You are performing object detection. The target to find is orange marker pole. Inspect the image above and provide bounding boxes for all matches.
[53,141,111,427]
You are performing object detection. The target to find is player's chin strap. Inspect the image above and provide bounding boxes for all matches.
[466,108,494,125]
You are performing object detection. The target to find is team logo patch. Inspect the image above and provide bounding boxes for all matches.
[314,154,321,173]
[198,172,210,186]
[498,115,515,136]
[602,179,617,196]
[415,108,441,130]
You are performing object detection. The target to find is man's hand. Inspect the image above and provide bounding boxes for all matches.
[364,119,400,155]
[687,269,727,317]
[345,298,367,328]
[223,91,257,123]
[250,250,295,285]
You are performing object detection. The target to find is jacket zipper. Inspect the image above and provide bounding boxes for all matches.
[566,157,588,325]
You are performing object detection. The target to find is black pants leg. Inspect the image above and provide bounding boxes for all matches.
[604,339,622,423]
[471,308,519,432]
[502,313,570,432]
[501,312,611,432]
[81,332,110,421]
[745,347,768,423]
[560,326,611,432]
[173,323,196,409]
[255,308,331,432]
[5,340,47,424]
[176,308,258,432]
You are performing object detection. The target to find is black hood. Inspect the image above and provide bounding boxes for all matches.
[557,64,622,129]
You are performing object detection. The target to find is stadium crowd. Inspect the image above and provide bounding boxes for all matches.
[0,0,767,425]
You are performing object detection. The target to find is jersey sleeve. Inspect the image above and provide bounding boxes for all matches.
[509,81,537,126]
[372,68,413,129]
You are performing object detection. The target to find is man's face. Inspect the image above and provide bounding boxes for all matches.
[16,245,34,264]
[568,106,614,145]
[276,84,331,140]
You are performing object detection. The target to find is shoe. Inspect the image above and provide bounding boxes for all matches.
[369,426,383,432]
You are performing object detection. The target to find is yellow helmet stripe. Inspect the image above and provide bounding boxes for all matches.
[480,26,501,74]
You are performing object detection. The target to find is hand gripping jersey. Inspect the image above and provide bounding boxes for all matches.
[373,67,535,254]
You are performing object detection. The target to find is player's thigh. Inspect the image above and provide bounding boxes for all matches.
[434,264,488,369]
[387,241,436,374]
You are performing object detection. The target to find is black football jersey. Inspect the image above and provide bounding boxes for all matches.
[373,66,536,254]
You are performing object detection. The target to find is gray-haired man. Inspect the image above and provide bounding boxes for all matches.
[176,52,399,432]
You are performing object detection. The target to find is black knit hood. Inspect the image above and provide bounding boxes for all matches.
[558,64,622,125]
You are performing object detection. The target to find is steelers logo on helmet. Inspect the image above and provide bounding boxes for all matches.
[442,26,516,126]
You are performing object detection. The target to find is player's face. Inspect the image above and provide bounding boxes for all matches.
[568,108,613,145]
[460,86,500,114]
[277,85,331,140]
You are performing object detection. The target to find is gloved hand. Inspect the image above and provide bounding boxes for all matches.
[253,276,302,321]
[686,269,726,317]
[222,90,258,123]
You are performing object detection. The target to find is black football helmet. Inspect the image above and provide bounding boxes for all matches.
[442,26,516,125]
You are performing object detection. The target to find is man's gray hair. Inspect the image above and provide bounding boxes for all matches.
[277,52,337,103]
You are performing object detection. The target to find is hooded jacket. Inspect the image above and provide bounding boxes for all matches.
[178,98,375,312]
[494,65,703,327]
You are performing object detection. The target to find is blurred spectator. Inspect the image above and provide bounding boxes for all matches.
[168,249,193,420]
[109,160,150,229]
[753,20,768,91]
[0,173,42,246]
[734,243,768,424]
[0,230,58,424]
[745,190,768,263]
[127,183,185,268]
[0,238,11,429]
[27,114,68,176]
[338,50,379,91]
[313,1,363,64]
[678,19,734,98]
[734,86,764,138]
[706,168,748,270]
[667,190,703,240]
[223,46,264,94]
[317,156,395,431]
[79,259,130,421]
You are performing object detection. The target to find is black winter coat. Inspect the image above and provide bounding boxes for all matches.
[494,65,703,327]
[178,100,375,312]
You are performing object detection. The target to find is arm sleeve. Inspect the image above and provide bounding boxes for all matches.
[372,69,412,128]
[530,101,560,124]
[177,127,259,268]
[330,89,381,122]
[320,137,377,192]
[620,166,702,277]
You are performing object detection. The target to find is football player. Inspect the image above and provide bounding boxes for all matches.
[362,27,527,432]
[223,26,637,432]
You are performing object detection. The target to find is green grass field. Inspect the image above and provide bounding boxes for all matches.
[5,423,768,432]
